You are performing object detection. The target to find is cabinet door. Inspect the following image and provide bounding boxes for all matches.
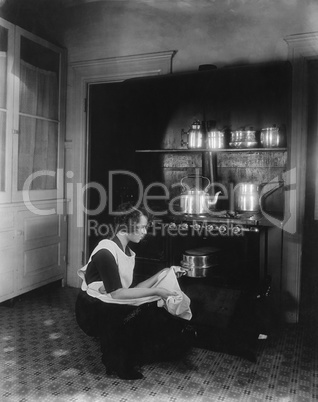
[16,205,67,293]
[0,18,14,203]
[12,27,65,202]
[0,209,16,302]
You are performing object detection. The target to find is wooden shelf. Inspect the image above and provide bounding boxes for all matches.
[135,148,287,153]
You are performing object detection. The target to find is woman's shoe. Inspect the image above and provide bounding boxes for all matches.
[117,368,143,380]
[103,357,143,379]
[105,366,115,375]
[102,356,117,376]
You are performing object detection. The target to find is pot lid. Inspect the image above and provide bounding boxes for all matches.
[184,246,220,256]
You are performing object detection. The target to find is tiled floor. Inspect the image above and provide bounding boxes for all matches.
[0,284,318,402]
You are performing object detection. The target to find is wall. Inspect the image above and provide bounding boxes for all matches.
[52,0,318,71]
[2,0,318,71]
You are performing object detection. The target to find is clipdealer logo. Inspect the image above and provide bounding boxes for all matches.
[259,168,297,235]
[21,168,298,235]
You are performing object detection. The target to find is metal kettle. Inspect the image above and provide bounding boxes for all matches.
[180,175,221,214]
[181,120,204,149]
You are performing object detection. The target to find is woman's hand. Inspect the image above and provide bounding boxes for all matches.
[99,285,106,294]
[171,265,187,278]
[155,287,178,300]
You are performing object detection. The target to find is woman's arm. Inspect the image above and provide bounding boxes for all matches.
[92,252,175,300]
[111,286,177,300]
[89,249,122,292]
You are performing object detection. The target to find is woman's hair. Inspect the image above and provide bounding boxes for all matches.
[113,202,148,234]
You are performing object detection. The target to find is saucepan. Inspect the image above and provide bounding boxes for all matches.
[180,246,220,278]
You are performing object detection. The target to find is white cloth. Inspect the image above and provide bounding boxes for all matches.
[156,267,192,320]
[77,240,192,319]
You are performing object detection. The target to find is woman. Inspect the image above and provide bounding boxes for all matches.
[75,203,194,380]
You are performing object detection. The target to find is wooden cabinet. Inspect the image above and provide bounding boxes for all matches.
[16,203,67,293]
[0,18,67,302]
[0,209,16,301]
[0,202,67,303]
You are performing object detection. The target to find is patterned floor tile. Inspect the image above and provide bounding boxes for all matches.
[1,285,318,402]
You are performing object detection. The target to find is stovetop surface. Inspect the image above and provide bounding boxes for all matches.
[160,210,271,226]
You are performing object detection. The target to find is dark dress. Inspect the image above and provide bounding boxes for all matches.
[75,237,194,378]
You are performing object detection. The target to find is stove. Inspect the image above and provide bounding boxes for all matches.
[149,210,266,238]
[134,208,271,295]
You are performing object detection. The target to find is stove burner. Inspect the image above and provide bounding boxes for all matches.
[149,220,259,237]
[183,210,239,219]
[180,210,261,221]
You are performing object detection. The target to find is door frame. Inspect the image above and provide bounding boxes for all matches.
[283,32,318,322]
[66,51,176,287]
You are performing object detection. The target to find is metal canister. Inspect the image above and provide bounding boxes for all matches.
[234,183,259,212]
[260,126,283,147]
[206,130,224,149]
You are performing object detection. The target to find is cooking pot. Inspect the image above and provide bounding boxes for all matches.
[180,175,221,214]
[234,180,285,212]
[260,125,283,147]
[181,120,204,149]
[180,246,220,278]
[230,127,257,148]
[234,183,259,212]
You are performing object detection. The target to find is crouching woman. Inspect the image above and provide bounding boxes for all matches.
[75,203,195,380]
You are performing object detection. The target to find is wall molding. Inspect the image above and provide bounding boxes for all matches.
[285,32,318,59]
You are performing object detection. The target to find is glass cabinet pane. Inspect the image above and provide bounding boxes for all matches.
[0,26,7,109]
[0,25,8,193]
[18,116,58,191]
[18,35,60,191]
[0,111,6,191]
